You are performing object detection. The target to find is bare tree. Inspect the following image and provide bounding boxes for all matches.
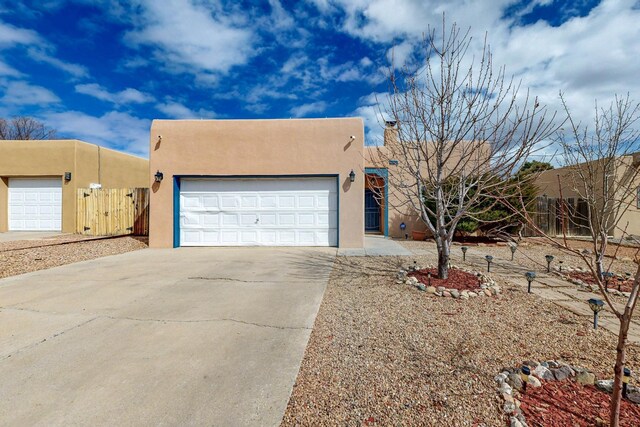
[0,116,56,140]
[370,18,556,278]
[511,93,640,427]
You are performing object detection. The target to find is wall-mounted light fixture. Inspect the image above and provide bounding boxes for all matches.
[64,172,72,181]
[349,169,356,183]
[154,170,164,183]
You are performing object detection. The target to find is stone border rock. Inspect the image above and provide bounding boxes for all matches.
[396,265,501,299]
[556,267,631,297]
[496,360,640,427]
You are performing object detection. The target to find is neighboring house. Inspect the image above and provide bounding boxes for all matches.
[0,139,149,233]
[148,118,365,248]
[535,153,640,239]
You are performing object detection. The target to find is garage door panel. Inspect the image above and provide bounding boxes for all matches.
[179,178,337,246]
[278,213,295,226]
[278,196,295,208]
[8,178,62,231]
[260,196,277,208]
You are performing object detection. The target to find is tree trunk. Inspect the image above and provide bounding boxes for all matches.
[609,314,631,427]
[436,237,450,279]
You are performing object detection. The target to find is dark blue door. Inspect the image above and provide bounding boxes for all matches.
[365,189,381,232]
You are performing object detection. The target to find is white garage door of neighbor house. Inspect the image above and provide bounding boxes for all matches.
[8,178,62,231]
[179,178,338,246]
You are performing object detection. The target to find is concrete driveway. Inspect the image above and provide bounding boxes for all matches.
[0,231,64,242]
[0,247,335,426]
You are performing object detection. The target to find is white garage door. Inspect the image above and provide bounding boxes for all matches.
[179,178,338,246]
[8,178,62,231]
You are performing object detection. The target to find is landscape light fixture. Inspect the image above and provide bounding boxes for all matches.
[400,222,407,239]
[413,260,417,271]
[154,170,164,183]
[623,368,632,398]
[520,366,531,392]
[349,169,356,183]
[485,255,493,273]
[461,246,468,261]
[545,255,554,273]
[588,298,605,329]
[525,271,536,293]
[558,260,564,272]
[603,272,614,292]
[510,244,517,261]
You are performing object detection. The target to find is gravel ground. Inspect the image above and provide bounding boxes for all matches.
[0,236,148,279]
[282,254,640,426]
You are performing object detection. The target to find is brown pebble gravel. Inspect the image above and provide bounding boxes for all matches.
[281,254,640,427]
[0,236,148,279]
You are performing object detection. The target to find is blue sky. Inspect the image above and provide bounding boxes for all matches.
[0,0,638,157]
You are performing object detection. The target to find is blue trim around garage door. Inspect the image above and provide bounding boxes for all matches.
[173,176,181,248]
[364,168,389,237]
[172,174,340,248]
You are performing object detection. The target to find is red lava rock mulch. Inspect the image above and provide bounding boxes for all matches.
[408,267,482,291]
[519,379,640,427]
[567,271,634,292]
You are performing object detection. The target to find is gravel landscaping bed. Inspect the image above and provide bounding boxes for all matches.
[282,255,640,426]
[401,238,639,275]
[0,236,148,279]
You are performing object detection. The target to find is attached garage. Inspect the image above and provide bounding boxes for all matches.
[8,178,62,231]
[179,177,338,246]
[148,118,365,249]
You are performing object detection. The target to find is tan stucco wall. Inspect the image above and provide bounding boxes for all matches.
[364,128,490,239]
[535,156,640,238]
[0,140,149,233]
[148,118,365,248]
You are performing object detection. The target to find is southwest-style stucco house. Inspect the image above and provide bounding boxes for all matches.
[534,153,640,239]
[148,117,446,249]
[0,139,149,233]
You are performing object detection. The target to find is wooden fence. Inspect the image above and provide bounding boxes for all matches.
[76,188,149,236]
[522,196,591,237]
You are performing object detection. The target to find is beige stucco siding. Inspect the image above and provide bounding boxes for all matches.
[0,139,149,233]
[148,118,365,248]
[535,155,640,238]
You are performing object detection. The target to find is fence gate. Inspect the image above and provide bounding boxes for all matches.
[522,196,591,237]
[76,188,149,236]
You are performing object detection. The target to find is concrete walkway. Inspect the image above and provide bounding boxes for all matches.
[0,246,335,426]
[337,235,413,257]
[408,243,640,344]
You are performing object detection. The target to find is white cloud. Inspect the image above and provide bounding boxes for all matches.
[0,21,40,46]
[27,48,88,78]
[0,20,88,78]
[156,101,216,119]
[290,101,328,117]
[317,0,640,151]
[0,58,21,77]
[124,0,255,80]
[42,110,151,157]
[75,83,154,104]
[386,41,414,67]
[0,80,60,106]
